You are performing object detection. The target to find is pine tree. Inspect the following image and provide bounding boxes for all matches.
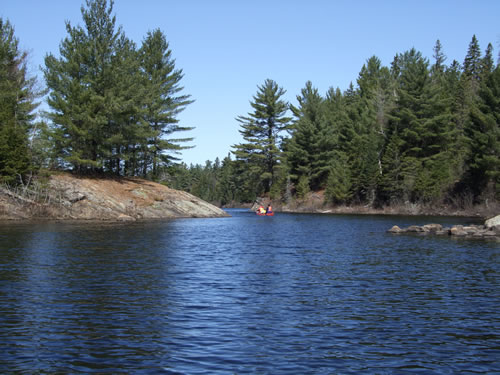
[104,34,145,175]
[139,29,194,180]
[324,86,349,154]
[217,154,237,205]
[295,175,310,199]
[286,81,334,190]
[461,34,484,113]
[166,162,192,191]
[388,48,456,202]
[480,43,495,80]
[232,79,291,193]
[466,66,500,198]
[378,132,403,203]
[325,151,352,203]
[0,122,31,185]
[321,85,358,202]
[351,56,394,203]
[432,48,461,185]
[432,39,446,76]
[463,35,482,83]
[444,60,470,185]
[0,18,39,184]
[44,0,128,173]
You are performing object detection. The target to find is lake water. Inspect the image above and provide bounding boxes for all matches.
[0,209,499,374]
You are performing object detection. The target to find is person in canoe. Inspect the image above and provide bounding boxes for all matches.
[257,205,266,214]
[266,204,273,214]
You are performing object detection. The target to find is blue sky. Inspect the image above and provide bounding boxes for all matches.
[2,0,500,166]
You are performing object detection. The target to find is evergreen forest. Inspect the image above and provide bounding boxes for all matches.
[1,0,499,212]
[169,39,500,210]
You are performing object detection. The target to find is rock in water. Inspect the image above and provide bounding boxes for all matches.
[422,224,443,233]
[388,225,402,233]
[485,214,500,229]
[387,221,500,238]
[450,226,467,236]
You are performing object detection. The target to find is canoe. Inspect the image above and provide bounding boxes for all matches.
[256,211,274,216]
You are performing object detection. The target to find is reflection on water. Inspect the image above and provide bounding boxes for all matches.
[0,211,499,373]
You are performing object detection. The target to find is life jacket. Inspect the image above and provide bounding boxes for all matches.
[266,205,272,213]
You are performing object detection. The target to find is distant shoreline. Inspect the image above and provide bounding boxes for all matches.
[226,196,498,220]
[279,205,492,219]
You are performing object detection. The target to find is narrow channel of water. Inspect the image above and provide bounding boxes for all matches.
[0,210,498,373]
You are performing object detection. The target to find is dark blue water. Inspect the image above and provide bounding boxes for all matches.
[0,209,499,374]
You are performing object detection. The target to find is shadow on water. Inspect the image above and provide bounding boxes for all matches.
[0,210,499,373]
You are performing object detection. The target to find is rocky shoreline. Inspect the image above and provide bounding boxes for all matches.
[251,190,499,219]
[388,215,500,239]
[0,173,229,221]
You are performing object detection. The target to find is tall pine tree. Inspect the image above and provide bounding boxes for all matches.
[387,48,456,202]
[286,81,334,190]
[0,18,40,184]
[323,87,353,203]
[352,56,394,203]
[44,0,128,172]
[467,65,500,199]
[139,29,194,180]
[232,79,291,193]
[463,35,482,84]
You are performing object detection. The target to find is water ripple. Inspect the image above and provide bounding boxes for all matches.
[0,211,499,373]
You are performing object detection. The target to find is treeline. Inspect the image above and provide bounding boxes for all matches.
[167,157,246,206]
[1,0,193,185]
[173,38,500,208]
